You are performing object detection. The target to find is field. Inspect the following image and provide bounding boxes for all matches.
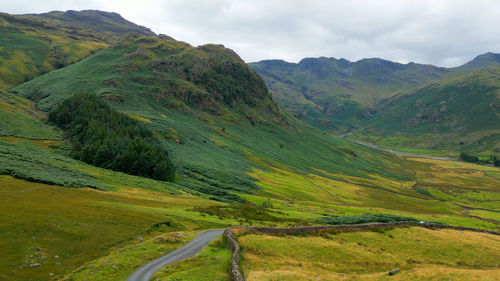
[239,227,500,281]
[0,175,233,281]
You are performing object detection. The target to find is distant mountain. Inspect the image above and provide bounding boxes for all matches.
[0,10,154,90]
[250,57,450,131]
[250,53,500,132]
[457,52,500,71]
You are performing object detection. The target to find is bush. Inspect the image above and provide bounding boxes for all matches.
[49,93,175,181]
[318,214,418,225]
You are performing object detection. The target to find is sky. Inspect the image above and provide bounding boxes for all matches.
[1,0,499,67]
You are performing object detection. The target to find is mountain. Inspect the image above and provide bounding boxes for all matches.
[250,54,500,131]
[250,53,500,155]
[458,52,500,71]
[249,57,450,131]
[0,10,153,90]
[357,66,500,154]
[10,31,410,202]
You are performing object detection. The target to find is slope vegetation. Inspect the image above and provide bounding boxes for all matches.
[0,10,153,90]
[357,66,500,155]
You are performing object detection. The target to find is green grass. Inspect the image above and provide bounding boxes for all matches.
[0,10,154,90]
[239,227,500,281]
[63,231,201,281]
[0,176,232,281]
[151,236,231,281]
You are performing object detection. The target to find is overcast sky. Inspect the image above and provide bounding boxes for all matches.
[1,0,499,66]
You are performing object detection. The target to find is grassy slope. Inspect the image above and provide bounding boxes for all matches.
[355,66,500,155]
[12,34,415,201]
[239,227,500,281]
[0,10,153,90]
[0,176,234,281]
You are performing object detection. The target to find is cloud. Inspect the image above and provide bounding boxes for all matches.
[1,0,499,66]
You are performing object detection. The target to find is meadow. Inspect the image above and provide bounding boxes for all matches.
[239,227,500,281]
[0,175,233,281]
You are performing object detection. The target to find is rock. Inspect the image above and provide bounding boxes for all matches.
[30,263,41,267]
[49,273,54,277]
[138,236,144,243]
[389,268,400,276]
[54,255,59,259]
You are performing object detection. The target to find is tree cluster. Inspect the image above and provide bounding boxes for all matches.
[460,152,499,166]
[49,93,175,181]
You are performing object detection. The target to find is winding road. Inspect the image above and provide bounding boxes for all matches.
[127,230,224,281]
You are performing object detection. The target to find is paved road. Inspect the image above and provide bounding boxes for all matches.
[349,139,457,161]
[127,230,224,281]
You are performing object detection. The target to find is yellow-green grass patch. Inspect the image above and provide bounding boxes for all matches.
[151,236,231,281]
[0,176,227,280]
[239,227,500,281]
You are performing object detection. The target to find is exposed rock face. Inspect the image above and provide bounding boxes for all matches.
[389,268,400,276]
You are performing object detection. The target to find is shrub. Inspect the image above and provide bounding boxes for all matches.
[317,214,418,225]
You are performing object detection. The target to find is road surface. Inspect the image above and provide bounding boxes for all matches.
[349,139,457,161]
[127,230,224,281]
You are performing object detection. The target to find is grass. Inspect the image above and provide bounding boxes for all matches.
[0,175,233,281]
[0,10,154,90]
[63,231,200,281]
[239,227,500,281]
[151,236,231,281]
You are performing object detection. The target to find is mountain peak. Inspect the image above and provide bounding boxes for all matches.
[27,9,155,36]
[459,52,500,71]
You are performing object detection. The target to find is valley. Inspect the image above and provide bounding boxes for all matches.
[0,8,498,281]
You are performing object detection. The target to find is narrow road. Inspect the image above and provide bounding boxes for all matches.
[349,139,457,161]
[127,230,224,281]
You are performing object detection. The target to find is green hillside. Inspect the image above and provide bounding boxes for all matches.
[0,10,153,90]
[10,33,413,201]
[249,57,449,131]
[355,66,500,155]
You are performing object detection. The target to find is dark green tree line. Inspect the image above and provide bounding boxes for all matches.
[49,93,175,181]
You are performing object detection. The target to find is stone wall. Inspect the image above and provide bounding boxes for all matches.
[243,221,500,236]
[223,228,244,281]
